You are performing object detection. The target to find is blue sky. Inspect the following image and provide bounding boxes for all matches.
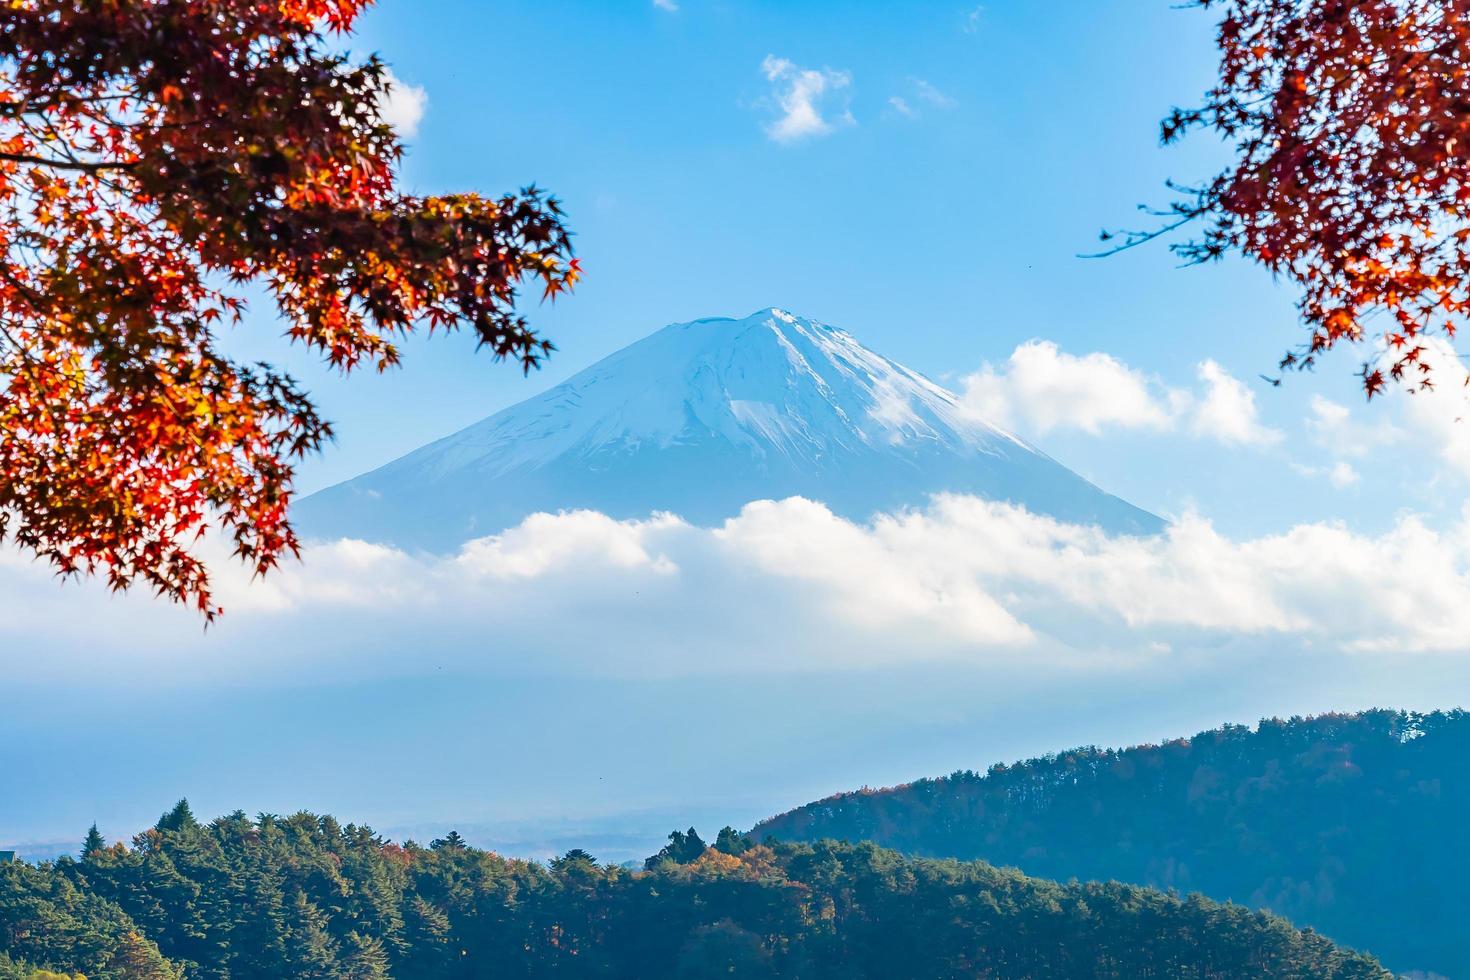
[7,0,1470,859]
[213,0,1452,538]
[236,0,1331,527]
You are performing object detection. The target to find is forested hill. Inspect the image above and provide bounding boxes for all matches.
[754,709,1468,978]
[0,804,1387,979]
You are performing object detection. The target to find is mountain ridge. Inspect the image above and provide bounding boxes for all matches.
[752,708,1470,978]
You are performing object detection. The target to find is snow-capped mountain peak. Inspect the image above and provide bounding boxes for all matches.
[297,309,1162,548]
[430,308,1018,474]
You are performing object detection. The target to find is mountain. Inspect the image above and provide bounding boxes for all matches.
[753,709,1470,979]
[297,308,1163,549]
[0,807,1389,979]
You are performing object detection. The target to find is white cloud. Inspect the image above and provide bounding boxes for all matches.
[378,69,428,140]
[1189,359,1284,447]
[1296,343,1470,482]
[1388,338,1470,477]
[653,0,679,10]
[1329,461,1360,488]
[720,496,1470,654]
[962,342,1287,449]
[760,55,854,143]
[963,5,984,33]
[962,341,1300,451]
[716,497,1032,646]
[1306,394,1356,450]
[226,511,682,616]
[960,340,1176,436]
[888,96,916,118]
[457,510,680,579]
[10,496,1470,691]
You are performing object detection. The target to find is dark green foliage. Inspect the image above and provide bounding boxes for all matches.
[0,861,176,978]
[551,848,598,872]
[645,827,707,870]
[0,807,1387,979]
[154,801,196,835]
[676,920,770,977]
[82,826,106,862]
[755,709,1467,977]
[713,827,751,856]
[340,932,390,980]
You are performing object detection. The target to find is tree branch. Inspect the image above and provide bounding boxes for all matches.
[0,152,139,173]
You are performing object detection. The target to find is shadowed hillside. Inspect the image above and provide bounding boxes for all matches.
[755,709,1467,977]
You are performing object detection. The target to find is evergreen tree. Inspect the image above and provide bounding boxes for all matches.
[646,828,707,869]
[81,826,105,860]
[714,827,751,856]
[282,890,339,979]
[102,931,181,980]
[399,896,453,980]
[155,800,197,834]
[550,849,598,872]
[341,932,390,980]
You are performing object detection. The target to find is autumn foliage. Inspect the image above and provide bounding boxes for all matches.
[0,1,578,616]
[1108,0,1470,398]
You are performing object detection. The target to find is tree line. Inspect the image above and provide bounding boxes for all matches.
[0,800,1387,979]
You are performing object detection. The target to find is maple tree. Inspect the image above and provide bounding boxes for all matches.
[1103,0,1470,399]
[0,1,578,617]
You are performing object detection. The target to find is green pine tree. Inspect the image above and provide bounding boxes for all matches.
[155,800,197,834]
[81,825,105,860]
[283,890,340,979]
[341,932,391,980]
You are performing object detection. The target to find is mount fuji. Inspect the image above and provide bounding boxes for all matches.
[297,309,1163,549]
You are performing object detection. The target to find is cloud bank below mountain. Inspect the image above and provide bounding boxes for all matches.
[6,494,1470,688]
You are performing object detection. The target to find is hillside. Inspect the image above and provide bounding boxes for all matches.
[295,309,1162,549]
[755,709,1468,978]
[0,803,1387,979]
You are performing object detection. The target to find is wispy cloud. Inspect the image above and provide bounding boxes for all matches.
[760,55,854,143]
[653,0,679,11]
[1296,342,1470,483]
[963,5,984,34]
[887,79,958,120]
[914,78,957,109]
[1293,460,1361,489]
[1380,337,1470,477]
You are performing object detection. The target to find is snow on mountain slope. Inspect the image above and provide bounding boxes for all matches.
[296,309,1164,549]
